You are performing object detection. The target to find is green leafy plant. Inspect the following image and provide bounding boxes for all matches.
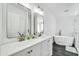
[25,34,32,40]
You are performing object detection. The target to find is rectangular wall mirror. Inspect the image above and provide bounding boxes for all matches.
[6,4,29,38]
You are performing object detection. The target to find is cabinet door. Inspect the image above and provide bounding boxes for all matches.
[24,43,41,56]
[40,38,53,56]
[41,39,50,56]
[29,43,41,56]
[41,38,53,56]
[49,38,53,56]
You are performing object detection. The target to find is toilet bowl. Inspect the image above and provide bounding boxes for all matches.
[54,36,74,46]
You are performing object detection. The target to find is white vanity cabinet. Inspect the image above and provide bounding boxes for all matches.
[11,38,53,56]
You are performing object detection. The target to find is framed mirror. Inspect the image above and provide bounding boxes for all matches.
[6,4,29,38]
[34,13,44,36]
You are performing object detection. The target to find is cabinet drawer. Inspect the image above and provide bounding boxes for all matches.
[25,44,40,56]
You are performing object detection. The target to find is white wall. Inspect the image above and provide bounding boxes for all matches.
[38,3,77,36]
[0,4,3,55]
[56,15,75,36]
[1,4,17,45]
[0,4,2,44]
[44,11,56,36]
[54,4,79,36]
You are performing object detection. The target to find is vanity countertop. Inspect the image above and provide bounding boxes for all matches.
[1,35,53,56]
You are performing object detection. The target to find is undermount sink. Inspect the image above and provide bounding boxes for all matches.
[54,35,74,46]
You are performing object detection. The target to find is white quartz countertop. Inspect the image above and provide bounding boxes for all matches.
[1,35,53,56]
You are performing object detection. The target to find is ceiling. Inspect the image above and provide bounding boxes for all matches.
[37,3,79,16]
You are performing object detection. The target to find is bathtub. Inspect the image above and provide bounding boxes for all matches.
[54,36,74,46]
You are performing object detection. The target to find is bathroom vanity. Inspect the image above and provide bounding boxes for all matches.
[0,35,53,56]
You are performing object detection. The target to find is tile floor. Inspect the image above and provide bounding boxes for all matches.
[53,42,78,56]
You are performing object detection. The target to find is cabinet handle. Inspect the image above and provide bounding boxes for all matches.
[27,50,33,54]
[31,50,33,52]
[28,51,30,54]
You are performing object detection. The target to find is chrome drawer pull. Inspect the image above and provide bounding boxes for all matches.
[28,51,30,54]
[31,50,33,52]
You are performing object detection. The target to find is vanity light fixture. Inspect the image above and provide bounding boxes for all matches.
[19,3,44,15]
[33,6,44,15]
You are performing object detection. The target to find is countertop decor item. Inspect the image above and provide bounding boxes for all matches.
[17,32,26,42]
[25,34,33,40]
